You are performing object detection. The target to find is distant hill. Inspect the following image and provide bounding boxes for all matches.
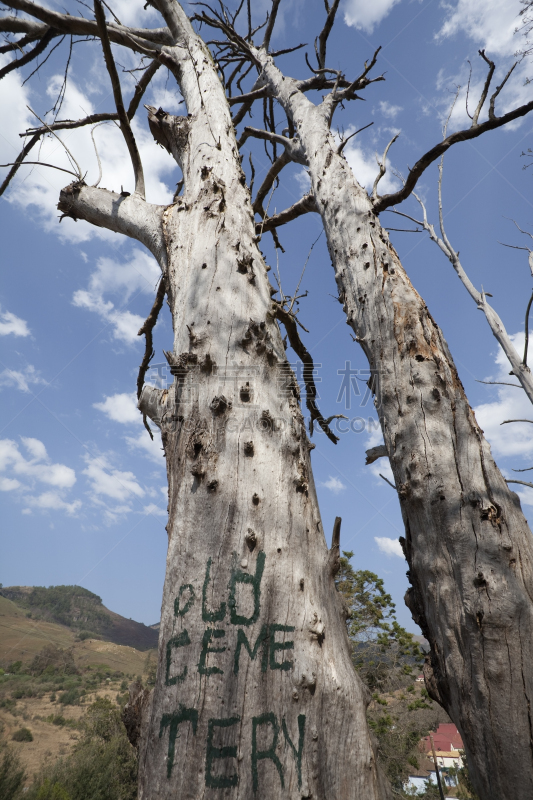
[0,585,158,652]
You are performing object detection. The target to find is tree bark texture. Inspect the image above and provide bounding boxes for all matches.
[257,55,533,800]
[56,6,389,799]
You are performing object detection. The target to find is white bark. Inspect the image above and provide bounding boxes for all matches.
[55,5,389,798]
[256,51,533,800]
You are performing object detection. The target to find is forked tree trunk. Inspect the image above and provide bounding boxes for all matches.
[58,6,389,799]
[257,54,533,800]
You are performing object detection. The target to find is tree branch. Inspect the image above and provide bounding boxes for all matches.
[272,301,340,444]
[317,0,341,69]
[1,1,171,52]
[137,276,167,439]
[257,194,318,233]
[0,24,56,80]
[238,126,306,163]
[56,183,167,265]
[0,131,40,197]
[262,0,281,51]
[472,49,495,126]
[505,479,533,489]
[374,98,533,212]
[372,133,399,202]
[252,149,290,214]
[94,0,145,198]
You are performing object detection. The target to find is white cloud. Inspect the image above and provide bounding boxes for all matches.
[474,331,533,460]
[343,0,401,34]
[435,0,529,131]
[343,133,400,195]
[0,308,30,337]
[23,491,81,516]
[438,0,520,57]
[83,454,144,502]
[379,101,403,120]
[0,477,21,491]
[320,475,346,494]
[72,249,161,343]
[94,392,140,424]
[0,438,76,488]
[295,169,311,194]
[0,62,177,244]
[0,437,79,514]
[0,365,45,393]
[125,430,165,464]
[142,503,167,517]
[375,536,404,558]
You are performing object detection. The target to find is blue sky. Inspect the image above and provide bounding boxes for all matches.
[1,0,533,630]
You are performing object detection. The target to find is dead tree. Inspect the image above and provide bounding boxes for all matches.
[0,2,390,799]
[2,1,533,798]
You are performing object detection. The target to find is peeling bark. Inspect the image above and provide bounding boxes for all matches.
[257,54,533,800]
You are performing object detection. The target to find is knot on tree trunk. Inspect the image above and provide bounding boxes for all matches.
[122,680,152,749]
[145,105,190,160]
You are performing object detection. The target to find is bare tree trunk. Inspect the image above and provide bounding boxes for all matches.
[55,6,389,798]
[258,55,533,800]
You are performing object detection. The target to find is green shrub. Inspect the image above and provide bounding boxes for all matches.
[34,778,70,800]
[0,745,26,799]
[28,698,137,800]
[12,728,33,742]
[58,689,79,706]
[7,662,22,675]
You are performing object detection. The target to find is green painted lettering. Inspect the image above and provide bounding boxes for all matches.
[174,584,195,617]
[198,628,226,675]
[228,550,266,626]
[205,716,240,788]
[282,715,306,789]
[165,629,191,686]
[159,705,198,778]
[269,624,295,671]
[233,625,268,674]
[202,558,227,622]
[251,712,284,792]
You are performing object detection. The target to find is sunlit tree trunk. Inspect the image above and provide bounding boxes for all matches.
[56,5,389,798]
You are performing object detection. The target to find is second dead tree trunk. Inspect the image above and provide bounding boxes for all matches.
[252,44,533,800]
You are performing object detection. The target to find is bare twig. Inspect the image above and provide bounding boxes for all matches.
[288,230,322,314]
[272,301,339,444]
[0,132,40,197]
[27,105,83,178]
[94,0,145,198]
[379,473,397,490]
[317,0,340,69]
[372,133,399,202]
[337,122,373,154]
[501,419,533,424]
[257,194,318,234]
[476,380,523,388]
[524,290,533,366]
[0,25,56,80]
[262,0,281,51]
[0,160,80,178]
[506,479,533,489]
[472,50,495,126]
[137,277,167,438]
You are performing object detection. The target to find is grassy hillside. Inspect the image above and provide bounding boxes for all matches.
[0,595,157,789]
[0,585,158,652]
